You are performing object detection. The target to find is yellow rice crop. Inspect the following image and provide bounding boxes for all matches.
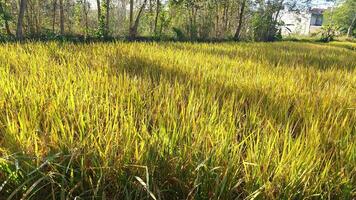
[0,41,355,199]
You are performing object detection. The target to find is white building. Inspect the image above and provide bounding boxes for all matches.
[279,8,326,36]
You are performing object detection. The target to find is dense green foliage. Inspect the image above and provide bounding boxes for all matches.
[0,41,355,199]
[324,0,356,37]
[0,0,322,41]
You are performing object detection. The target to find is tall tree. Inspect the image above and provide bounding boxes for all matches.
[0,0,13,36]
[105,0,110,36]
[129,0,148,38]
[154,0,160,34]
[96,0,101,22]
[347,14,356,37]
[324,0,356,37]
[252,0,286,41]
[83,0,89,35]
[0,0,320,40]
[59,0,64,35]
[129,0,133,33]
[52,0,57,32]
[16,0,27,40]
[234,0,246,40]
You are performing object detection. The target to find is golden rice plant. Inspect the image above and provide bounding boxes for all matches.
[0,41,355,199]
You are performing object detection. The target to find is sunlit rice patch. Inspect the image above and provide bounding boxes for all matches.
[0,41,355,199]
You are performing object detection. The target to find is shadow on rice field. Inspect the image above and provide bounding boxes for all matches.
[0,41,355,199]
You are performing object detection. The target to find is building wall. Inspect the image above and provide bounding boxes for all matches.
[279,8,327,36]
[309,14,323,35]
[309,26,323,34]
[279,11,312,36]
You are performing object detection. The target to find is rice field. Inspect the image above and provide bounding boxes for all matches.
[0,41,355,199]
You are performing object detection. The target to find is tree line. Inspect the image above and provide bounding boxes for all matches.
[0,0,354,41]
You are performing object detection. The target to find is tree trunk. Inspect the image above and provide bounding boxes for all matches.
[34,0,40,34]
[188,2,197,40]
[97,0,101,22]
[16,0,27,40]
[234,0,246,41]
[106,0,110,36]
[130,0,148,38]
[215,5,219,38]
[52,0,57,32]
[347,14,356,38]
[153,0,160,35]
[83,0,89,35]
[129,0,134,32]
[273,0,284,24]
[59,0,64,35]
[223,0,229,35]
[263,0,283,41]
